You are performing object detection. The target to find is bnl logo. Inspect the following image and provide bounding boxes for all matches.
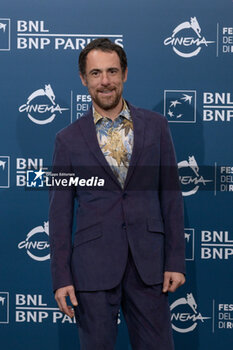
[0,19,10,51]
[185,229,195,261]
[27,169,45,187]
[164,90,196,123]
[0,292,9,323]
[0,156,10,188]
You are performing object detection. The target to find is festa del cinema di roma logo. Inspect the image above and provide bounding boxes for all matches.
[170,293,211,333]
[164,17,215,58]
[19,84,69,125]
[178,156,212,196]
[18,221,50,261]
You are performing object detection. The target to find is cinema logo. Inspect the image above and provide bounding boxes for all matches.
[178,156,213,196]
[170,293,211,333]
[19,84,69,125]
[16,20,123,50]
[203,92,233,122]
[16,157,46,186]
[15,293,75,324]
[18,221,50,261]
[201,230,233,260]
[164,17,215,58]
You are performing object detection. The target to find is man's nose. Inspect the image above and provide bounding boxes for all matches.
[100,72,110,85]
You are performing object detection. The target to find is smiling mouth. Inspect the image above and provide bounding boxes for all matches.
[98,88,115,95]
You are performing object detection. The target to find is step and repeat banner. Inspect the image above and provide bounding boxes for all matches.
[0,0,232,349]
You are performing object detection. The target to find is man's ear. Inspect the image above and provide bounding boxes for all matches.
[123,67,128,83]
[80,73,87,87]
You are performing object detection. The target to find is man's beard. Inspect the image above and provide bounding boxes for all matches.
[90,88,122,111]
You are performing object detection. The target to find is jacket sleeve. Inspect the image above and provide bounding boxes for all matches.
[159,117,186,274]
[49,133,75,292]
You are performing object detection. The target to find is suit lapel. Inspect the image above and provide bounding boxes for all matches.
[124,103,145,189]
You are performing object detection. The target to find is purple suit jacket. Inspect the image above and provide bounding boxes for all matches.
[49,102,185,292]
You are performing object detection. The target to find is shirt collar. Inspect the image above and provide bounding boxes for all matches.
[93,99,131,124]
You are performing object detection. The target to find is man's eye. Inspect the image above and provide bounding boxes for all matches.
[109,69,117,74]
[91,71,99,76]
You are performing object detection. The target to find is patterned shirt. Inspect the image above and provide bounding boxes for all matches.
[93,100,134,188]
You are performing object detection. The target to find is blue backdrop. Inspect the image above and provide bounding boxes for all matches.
[0,0,233,349]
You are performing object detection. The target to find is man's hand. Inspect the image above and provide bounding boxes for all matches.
[55,285,78,318]
[163,272,185,293]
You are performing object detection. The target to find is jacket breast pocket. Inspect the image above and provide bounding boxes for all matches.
[73,223,102,247]
[147,217,164,234]
[140,143,159,166]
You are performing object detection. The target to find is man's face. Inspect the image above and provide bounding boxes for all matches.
[80,49,128,112]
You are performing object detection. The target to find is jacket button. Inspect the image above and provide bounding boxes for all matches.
[122,223,126,229]
[122,192,127,199]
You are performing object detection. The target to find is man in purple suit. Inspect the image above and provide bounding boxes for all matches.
[49,38,185,349]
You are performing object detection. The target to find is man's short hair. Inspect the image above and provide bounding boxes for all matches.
[79,38,127,76]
